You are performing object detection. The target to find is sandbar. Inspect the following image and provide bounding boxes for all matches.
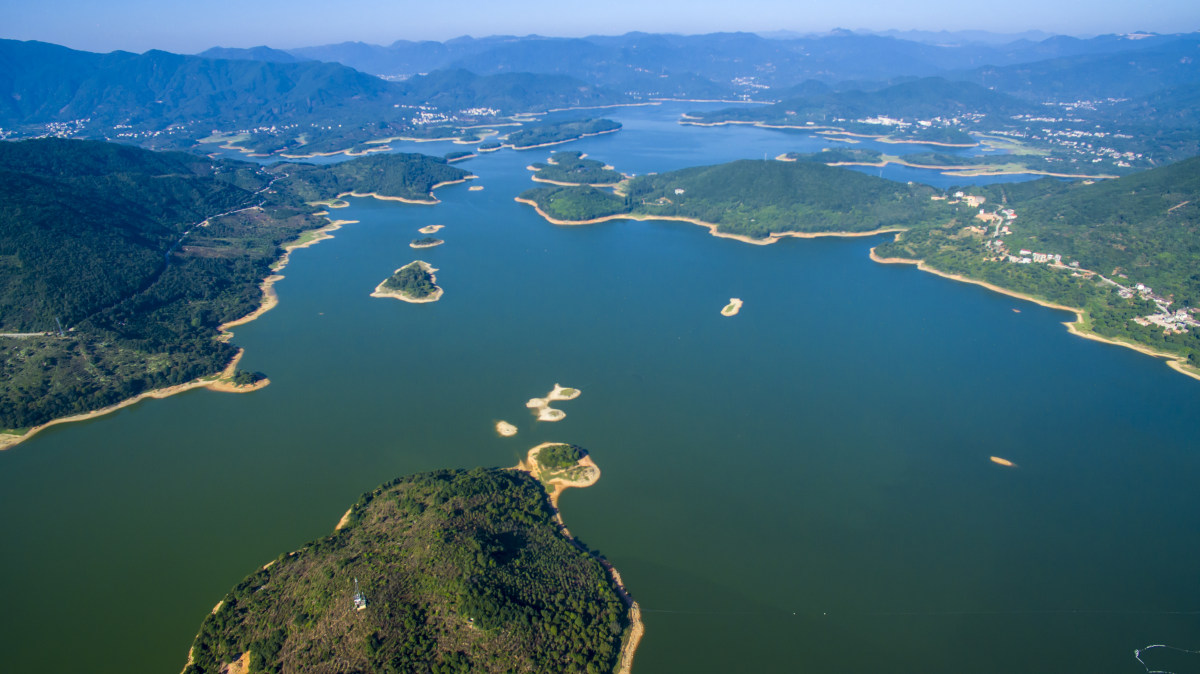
[496,420,518,437]
[990,456,1017,467]
[869,247,1200,383]
[721,298,744,317]
[515,196,905,245]
[468,185,484,191]
[525,383,581,421]
[370,261,444,304]
[418,224,445,234]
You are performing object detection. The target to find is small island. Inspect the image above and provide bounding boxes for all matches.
[721,298,744,316]
[495,420,518,437]
[418,224,445,234]
[505,118,622,150]
[518,442,600,508]
[468,185,484,191]
[528,150,625,186]
[371,261,443,303]
[525,384,581,422]
[409,236,445,249]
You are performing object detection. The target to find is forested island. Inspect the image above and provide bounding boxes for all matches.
[505,119,622,150]
[528,151,625,186]
[410,237,445,248]
[183,465,636,674]
[0,139,469,447]
[372,261,443,303]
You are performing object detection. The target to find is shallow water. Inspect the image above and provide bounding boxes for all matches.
[3,104,1199,674]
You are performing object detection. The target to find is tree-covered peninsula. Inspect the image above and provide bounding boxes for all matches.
[505,119,622,150]
[519,158,953,239]
[183,467,633,674]
[875,156,1200,374]
[0,139,468,440]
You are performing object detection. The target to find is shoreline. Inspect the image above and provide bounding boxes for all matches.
[515,197,905,245]
[1,349,269,451]
[337,176,472,206]
[370,261,444,304]
[513,442,644,674]
[868,248,1200,382]
[506,127,622,151]
[0,214,361,452]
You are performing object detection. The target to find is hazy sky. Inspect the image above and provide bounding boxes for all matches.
[3,0,1198,53]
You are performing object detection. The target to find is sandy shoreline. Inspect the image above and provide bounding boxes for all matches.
[515,197,905,245]
[507,127,622,151]
[370,261,444,304]
[1,348,269,451]
[0,213,365,451]
[495,420,518,437]
[524,384,581,421]
[869,248,1200,382]
[513,442,642,673]
[338,177,473,206]
[721,298,744,316]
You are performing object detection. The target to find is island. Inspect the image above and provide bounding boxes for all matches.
[182,465,639,674]
[409,237,445,249]
[418,224,445,234]
[495,420,518,437]
[528,150,625,186]
[721,298,744,316]
[505,118,622,150]
[371,261,443,303]
[525,384,582,422]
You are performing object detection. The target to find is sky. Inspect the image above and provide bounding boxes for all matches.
[3,0,1199,54]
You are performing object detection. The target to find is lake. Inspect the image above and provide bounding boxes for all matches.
[2,102,1198,674]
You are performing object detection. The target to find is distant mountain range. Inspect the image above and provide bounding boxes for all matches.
[2,30,1198,160]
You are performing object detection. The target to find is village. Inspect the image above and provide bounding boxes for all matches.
[954,191,1200,335]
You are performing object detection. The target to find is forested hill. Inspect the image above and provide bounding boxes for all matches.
[0,139,463,431]
[273,153,471,203]
[521,159,953,238]
[0,138,269,331]
[979,155,1200,306]
[0,40,628,149]
[185,468,631,674]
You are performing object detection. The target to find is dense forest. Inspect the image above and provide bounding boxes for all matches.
[184,467,631,674]
[381,261,439,299]
[520,158,953,238]
[875,157,1200,368]
[0,139,464,431]
[506,119,621,150]
[273,153,470,203]
[529,151,624,185]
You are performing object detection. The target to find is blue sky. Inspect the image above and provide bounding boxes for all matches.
[3,0,1198,53]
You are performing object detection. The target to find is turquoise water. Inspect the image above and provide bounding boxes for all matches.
[2,104,1200,673]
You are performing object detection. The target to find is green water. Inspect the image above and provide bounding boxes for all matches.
[3,104,1200,673]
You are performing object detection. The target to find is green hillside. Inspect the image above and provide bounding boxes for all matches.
[184,467,631,674]
[0,139,465,431]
